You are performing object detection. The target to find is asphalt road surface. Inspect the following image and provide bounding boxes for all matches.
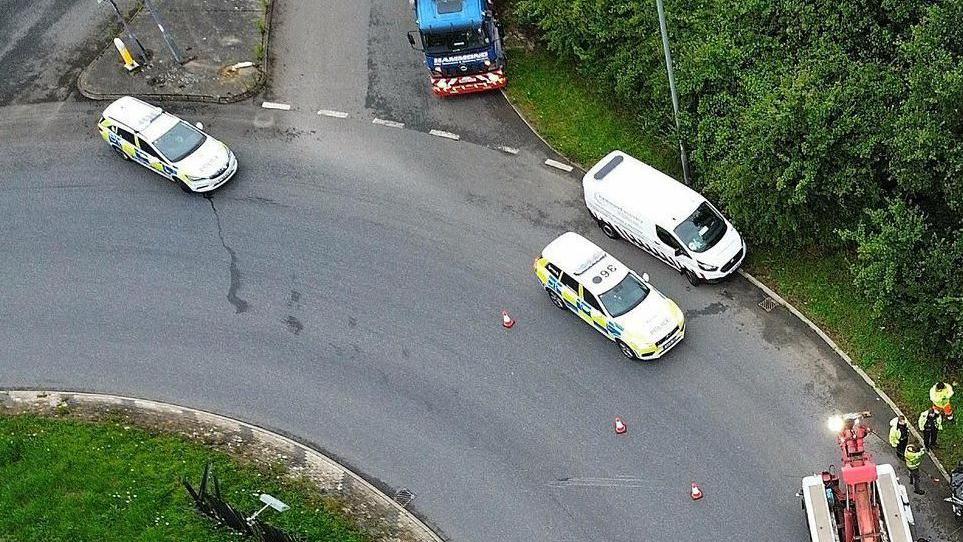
[0,1,957,541]
[0,0,136,104]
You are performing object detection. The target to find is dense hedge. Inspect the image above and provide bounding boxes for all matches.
[513,0,963,361]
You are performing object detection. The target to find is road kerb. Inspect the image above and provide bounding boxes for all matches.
[737,269,950,482]
[0,389,445,542]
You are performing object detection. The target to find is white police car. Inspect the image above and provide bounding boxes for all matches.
[535,232,686,360]
[98,96,237,193]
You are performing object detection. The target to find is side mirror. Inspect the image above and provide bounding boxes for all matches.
[406,31,423,51]
[642,273,650,283]
[194,122,204,131]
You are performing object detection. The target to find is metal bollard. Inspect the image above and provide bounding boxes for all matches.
[114,37,139,72]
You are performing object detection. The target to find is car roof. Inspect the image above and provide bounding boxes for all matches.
[542,232,629,294]
[583,150,705,229]
[102,96,164,133]
[138,113,181,143]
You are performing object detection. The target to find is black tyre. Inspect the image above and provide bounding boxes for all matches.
[684,268,701,286]
[547,290,566,310]
[112,145,130,161]
[617,341,637,360]
[179,180,193,193]
[599,220,620,240]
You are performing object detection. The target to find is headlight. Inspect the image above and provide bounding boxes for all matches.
[667,300,685,325]
[626,334,656,353]
[433,66,442,73]
[697,262,718,272]
[484,59,492,67]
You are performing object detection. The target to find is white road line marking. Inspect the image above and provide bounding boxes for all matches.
[497,146,519,155]
[261,101,291,110]
[372,118,404,129]
[544,159,574,172]
[429,129,460,141]
[317,109,349,118]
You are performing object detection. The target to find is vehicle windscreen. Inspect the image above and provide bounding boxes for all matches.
[598,274,650,318]
[424,27,488,54]
[673,202,728,253]
[153,121,206,162]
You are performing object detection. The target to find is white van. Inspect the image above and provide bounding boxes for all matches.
[583,151,745,285]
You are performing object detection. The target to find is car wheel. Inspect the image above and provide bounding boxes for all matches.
[617,341,638,360]
[684,268,701,286]
[599,220,620,240]
[547,290,566,310]
[179,180,193,193]
[112,145,130,161]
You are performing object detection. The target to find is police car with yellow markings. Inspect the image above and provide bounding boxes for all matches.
[98,96,237,193]
[535,232,685,360]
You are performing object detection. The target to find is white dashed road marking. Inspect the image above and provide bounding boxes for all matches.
[544,159,574,172]
[261,101,292,111]
[497,146,519,155]
[317,109,349,118]
[372,118,405,129]
[429,129,460,141]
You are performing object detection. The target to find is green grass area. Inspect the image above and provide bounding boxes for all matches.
[504,45,962,468]
[506,47,681,177]
[0,414,369,542]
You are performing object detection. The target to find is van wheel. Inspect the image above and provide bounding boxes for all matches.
[599,220,620,240]
[547,290,566,310]
[684,269,701,286]
[617,341,638,360]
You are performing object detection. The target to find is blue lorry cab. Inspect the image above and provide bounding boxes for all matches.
[412,0,507,96]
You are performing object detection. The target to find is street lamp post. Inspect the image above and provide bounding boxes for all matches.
[142,0,188,64]
[655,0,692,185]
[100,0,147,63]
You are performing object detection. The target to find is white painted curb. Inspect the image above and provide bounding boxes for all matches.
[738,269,950,481]
[372,118,405,129]
[544,159,574,172]
[429,129,460,141]
[496,146,519,155]
[1,390,444,542]
[261,101,291,111]
[317,109,349,118]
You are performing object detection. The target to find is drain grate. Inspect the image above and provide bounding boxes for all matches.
[758,297,778,312]
[394,488,416,507]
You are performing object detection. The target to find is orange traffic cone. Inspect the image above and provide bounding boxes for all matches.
[614,417,627,434]
[502,310,515,328]
[691,482,703,500]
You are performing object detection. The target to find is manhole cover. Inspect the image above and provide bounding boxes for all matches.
[758,297,778,312]
[394,488,416,507]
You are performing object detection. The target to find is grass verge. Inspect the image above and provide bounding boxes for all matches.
[0,414,369,542]
[503,44,962,469]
